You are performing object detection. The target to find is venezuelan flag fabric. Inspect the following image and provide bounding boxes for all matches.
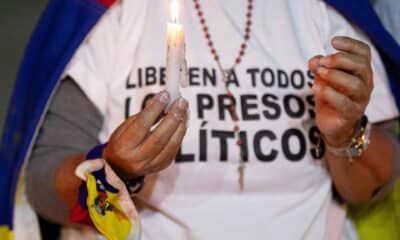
[72,157,141,240]
[0,0,118,237]
[69,144,141,240]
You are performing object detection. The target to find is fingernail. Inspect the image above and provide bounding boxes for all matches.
[333,37,346,48]
[174,98,188,121]
[158,91,170,104]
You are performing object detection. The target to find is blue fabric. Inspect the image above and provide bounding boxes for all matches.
[0,0,108,228]
[1,0,399,231]
[78,184,89,210]
[325,0,400,110]
[92,168,119,194]
[86,143,145,195]
[86,143,119,194]
[87,143,108,160]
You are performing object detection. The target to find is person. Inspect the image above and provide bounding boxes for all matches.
[7,0,400,239]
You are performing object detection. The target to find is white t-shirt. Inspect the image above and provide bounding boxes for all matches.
[65,0,399,239]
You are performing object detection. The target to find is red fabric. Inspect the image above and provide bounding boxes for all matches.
[97,0,117,7]
[70,201,94,227]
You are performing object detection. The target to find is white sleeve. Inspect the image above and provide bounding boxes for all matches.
[319,3,399,123]
[63,3,122,116]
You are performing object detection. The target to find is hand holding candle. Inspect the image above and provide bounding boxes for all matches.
[166,0,188,110]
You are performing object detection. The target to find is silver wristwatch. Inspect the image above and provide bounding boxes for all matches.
[325,115,372,162]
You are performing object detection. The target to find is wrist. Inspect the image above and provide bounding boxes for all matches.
[324,115,371,161]
[102,143,145,194]
[70,143,141,237]
[323,120,359,148]
[102,144,134,179]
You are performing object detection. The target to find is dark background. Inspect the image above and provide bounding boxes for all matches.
[0,0,48,136]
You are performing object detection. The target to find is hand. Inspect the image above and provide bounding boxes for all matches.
[103,91,189,179]
[309,36,373,147]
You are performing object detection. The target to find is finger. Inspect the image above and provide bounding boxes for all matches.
[318,52,371,82]
[120,91,170,146]
[136,97,188,161]
[144,120,188,174]
[316,67,369,101]
[110,92,163,141]
[314,83,364,120]
[142,93,156,109]
[331,36,371,61]
[144,96,166,125]
[308,55,324,73]
[108,115,137,143]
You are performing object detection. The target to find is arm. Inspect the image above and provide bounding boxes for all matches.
[326,122,396,204]
[27,78,189,224]
[26,79,103,224]
[309,36,399,204]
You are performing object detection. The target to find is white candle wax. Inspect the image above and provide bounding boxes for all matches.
[165,2,187,110]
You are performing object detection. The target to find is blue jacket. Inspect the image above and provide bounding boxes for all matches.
[1,0,399,232]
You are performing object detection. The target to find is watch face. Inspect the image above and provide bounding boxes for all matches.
[349,119,371,158]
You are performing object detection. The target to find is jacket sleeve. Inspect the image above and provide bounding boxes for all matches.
[26,78,103,224]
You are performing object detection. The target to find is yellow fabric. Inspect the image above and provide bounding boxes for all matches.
[349,180,400,240]
[0,225,14,240]
[86,173,131,240]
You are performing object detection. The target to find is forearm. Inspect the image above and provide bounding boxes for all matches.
[26,78,103,224]
[55,153,86,209]
[327,126,394,204]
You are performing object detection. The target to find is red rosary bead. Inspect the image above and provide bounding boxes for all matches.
[193,0,253,180]
[194,0,252,65]
[194,0,253,149]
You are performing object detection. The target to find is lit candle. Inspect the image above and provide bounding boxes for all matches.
[166,0,188,110]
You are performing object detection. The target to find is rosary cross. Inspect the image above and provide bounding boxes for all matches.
[222,68,234,83]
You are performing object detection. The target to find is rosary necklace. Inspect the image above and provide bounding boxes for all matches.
[193,0,254,191]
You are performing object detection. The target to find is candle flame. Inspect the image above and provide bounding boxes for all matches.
[171,0,179,23]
